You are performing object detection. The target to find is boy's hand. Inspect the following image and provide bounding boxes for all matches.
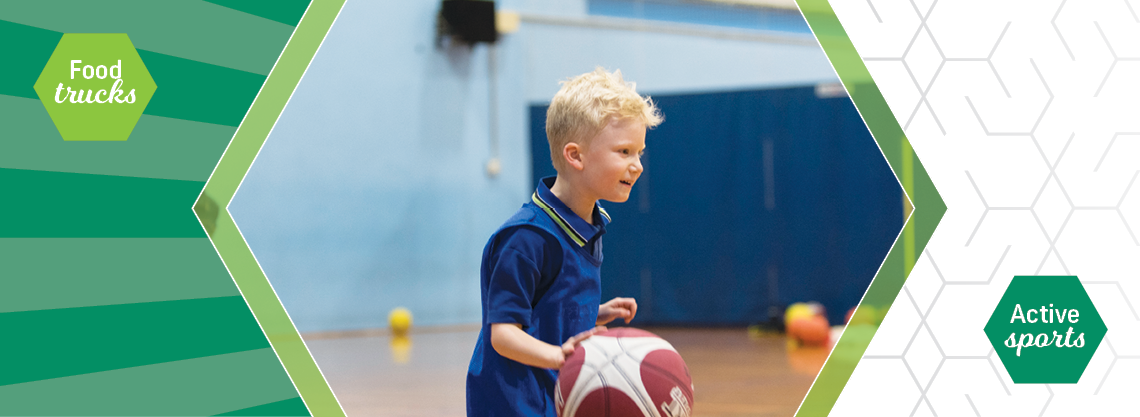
[561,326,607,358]
[597,297,638,325]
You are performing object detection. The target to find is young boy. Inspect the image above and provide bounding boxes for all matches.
[466,68,663,417]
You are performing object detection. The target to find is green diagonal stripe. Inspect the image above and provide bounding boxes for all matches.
[197,0,346,416]
[215,397,310,416]
[0,296,269,386]
[0,349,297,416]
[203,0,313,27]
[0,20,60,99]
[0,168,205,238]
[139,49,266,127]
[0,238,237,313]
[0,0,295,75]
[1,94,235,181]
[793,0,947,415]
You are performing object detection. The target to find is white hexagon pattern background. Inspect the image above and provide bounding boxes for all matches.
[825,0,1140,415]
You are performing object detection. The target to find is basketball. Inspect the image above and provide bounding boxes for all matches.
[556,328,694,417]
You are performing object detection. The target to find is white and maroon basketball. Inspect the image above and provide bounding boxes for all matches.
[556,328,694,417]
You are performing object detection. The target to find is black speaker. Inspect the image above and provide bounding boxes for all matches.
[439,0,498,45]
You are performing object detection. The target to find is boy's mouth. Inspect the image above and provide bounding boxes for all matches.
[620,180,632,186]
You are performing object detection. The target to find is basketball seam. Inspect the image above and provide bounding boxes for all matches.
[573,338,666,388]
[570,342,622,396]
[615,337,657,417]
[600,372,609,417]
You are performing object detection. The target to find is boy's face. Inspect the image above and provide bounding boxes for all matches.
[579,117,646,203]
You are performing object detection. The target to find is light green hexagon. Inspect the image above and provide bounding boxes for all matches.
[34,33,157,141]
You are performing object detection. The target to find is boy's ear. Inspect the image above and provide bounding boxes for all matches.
[563,142,585,171]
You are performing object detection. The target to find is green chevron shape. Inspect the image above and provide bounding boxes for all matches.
[194,1,348,417]
[793,1,947,416]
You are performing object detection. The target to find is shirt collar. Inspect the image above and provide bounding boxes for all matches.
[532,176,610,247]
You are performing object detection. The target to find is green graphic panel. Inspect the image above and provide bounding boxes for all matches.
[984,276,1107,383]
[203,0,313,27]
[0,0,295,75]
[1,0,335,414]
[34,33,156,141]
[0,296,268,386]
[793,0,947,415]
[216,397,311,416]
[0,349,298,416]
[0,168,205,238]
[0,238,237,313]
[1,95,236,181]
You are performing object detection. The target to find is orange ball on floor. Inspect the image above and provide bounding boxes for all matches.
[788,316,830,346]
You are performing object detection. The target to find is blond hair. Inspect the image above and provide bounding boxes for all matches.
[545,68,663,171]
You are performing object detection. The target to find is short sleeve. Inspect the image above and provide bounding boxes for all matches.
[485,227,556,328]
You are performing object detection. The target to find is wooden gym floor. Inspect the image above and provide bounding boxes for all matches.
[303,327,825,417]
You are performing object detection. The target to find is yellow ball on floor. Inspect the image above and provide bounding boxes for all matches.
[389,307,413,336]
[785,303,817,328]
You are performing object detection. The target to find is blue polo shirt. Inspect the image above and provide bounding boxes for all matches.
[467,176,610,417]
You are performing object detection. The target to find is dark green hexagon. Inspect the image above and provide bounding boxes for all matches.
[33,33,156,141]
[984,276,1107,383]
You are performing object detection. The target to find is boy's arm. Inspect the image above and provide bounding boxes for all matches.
[486,228,602,368]
[491,323,605,369]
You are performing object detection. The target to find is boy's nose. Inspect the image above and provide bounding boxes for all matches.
[630,156,643,173]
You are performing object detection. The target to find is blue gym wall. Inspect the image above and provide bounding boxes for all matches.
[228,0,855,333]
[532,87,902,326]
